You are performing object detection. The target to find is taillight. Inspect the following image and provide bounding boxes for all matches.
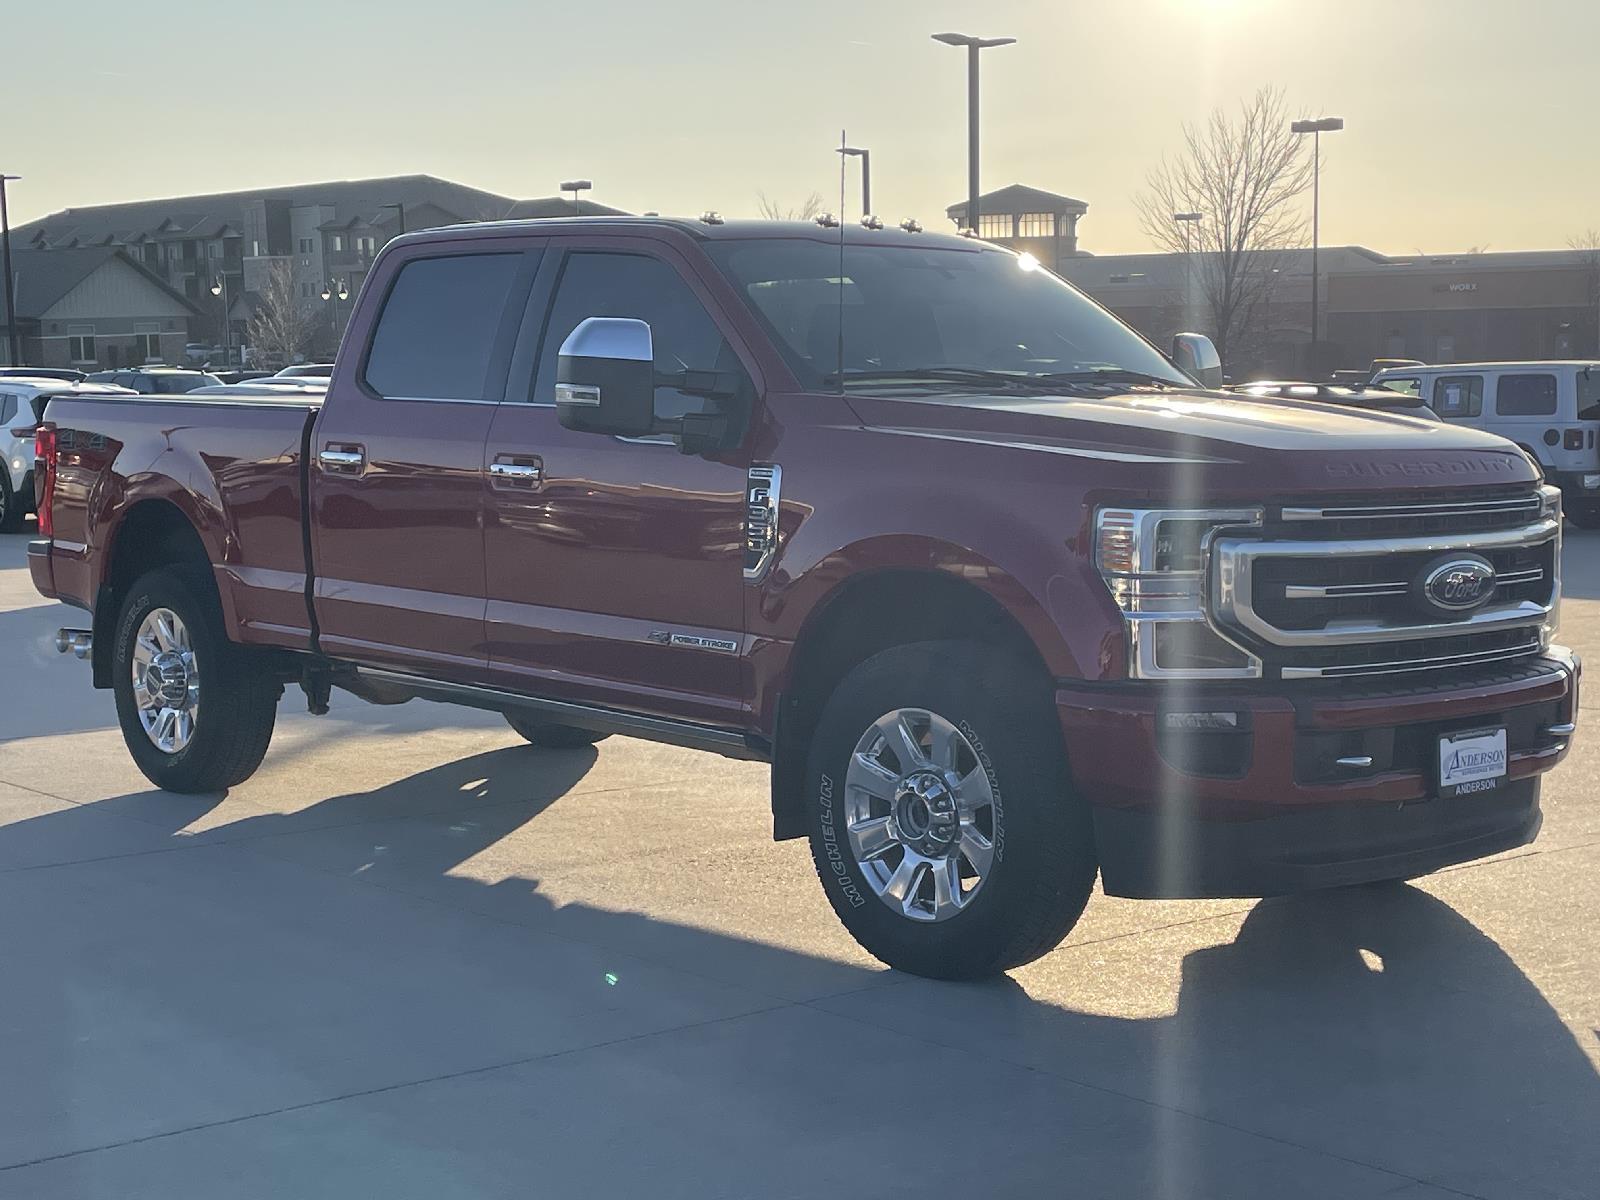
[1565,428,1584,451]
[33,424,57,537]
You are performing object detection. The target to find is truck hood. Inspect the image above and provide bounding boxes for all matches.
[843,387,1538,492]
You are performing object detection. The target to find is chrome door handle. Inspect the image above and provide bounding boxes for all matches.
[490,459,543,487]
[318,446,365,473]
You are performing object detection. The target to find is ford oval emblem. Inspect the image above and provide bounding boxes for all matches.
[1418,555,1497,614]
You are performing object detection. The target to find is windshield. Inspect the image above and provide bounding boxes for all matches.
[706,237,1189,391]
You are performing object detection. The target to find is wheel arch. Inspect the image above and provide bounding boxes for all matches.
[767,561,1069,841]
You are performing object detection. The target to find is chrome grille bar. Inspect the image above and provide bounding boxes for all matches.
[1281,635,1546,680]
[1280,496,1542,522]
[1282,565,1544,601]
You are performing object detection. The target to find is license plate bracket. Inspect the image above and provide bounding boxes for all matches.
[1437,726,1508,799]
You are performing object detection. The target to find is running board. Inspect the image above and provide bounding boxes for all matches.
[351,667,769,761]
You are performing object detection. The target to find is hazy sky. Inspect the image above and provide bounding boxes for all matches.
[8,0,1597,255]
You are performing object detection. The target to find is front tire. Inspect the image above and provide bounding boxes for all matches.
[503,712,610,749]
[804,640,1096,980]
[1566,499,1600,530]
[112,568,279,792]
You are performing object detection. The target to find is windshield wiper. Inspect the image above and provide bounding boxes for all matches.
[1025,368,1181,390]
[823,367,1035,389]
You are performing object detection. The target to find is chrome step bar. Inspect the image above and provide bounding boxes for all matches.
[351,667,770,761]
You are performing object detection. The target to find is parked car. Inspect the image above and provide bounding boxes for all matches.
[1227,380,1440,421]
[0,378,136,530]
[26,218,1577,979]
[210,370,275,385]
[186,380,328,399]
[0,367,87,383]
[274,363,335,379]
[1370,361,1600,526]
[84,367,224,395]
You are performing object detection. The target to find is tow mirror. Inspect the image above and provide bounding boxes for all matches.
[555,317,656,438]
[1172,332,1222,388]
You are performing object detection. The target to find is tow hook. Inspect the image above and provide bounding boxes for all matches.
[54,628,92,660]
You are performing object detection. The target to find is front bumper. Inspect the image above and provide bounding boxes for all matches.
[1057,649,1578,898]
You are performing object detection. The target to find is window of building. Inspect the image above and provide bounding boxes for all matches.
[133,323,162,362]
[364,252,525,401]
[1432,374,1483,418]
[976,214,1012,239]
[356,236,377,256]
[299,238,314,254]
[1494,373,1558,417]
[331,234,345,252]
[67,326,96,363]
[1016,212,1056,238]
[531,251,747,418]
[301,282,311,298]
[251,240,262,256]
[207,242,221,260]
[1435,333,1456,362]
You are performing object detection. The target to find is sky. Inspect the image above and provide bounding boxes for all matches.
[8,0,1599,256]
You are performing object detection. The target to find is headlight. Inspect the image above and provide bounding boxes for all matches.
[1541,485,1562,646]
[1095,506,1263,679]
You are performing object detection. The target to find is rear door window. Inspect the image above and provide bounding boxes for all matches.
[364,253,525,401]
[1578,369,1600,420]
[1432,374,1483,418]
[0,393,15,426]
[1379,376,1420,397]
[1493,373,1557,416]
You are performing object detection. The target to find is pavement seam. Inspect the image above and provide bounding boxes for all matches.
[0,1001,794,1175]
[0,773,710,875]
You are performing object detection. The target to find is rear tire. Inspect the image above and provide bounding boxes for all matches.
[503,712,610,749]
[803,640,1097,980]
[0,474,22,533]
[112,568,279,793]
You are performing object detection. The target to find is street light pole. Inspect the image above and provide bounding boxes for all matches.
[1173,211,1203,331]
[932,33,1015,237]
[560,180,593,210]
[1291,117,1343,373]
[0,174,20,366]
[209,275,230,366]
[837,146,871,216]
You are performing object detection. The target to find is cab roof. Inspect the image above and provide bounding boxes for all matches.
[386,215,984,253]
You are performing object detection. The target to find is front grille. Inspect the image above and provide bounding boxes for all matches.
[1211,487,1555,680]
[1270,486,1541,539]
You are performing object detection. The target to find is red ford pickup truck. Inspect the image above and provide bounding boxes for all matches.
[24,217,1578,978]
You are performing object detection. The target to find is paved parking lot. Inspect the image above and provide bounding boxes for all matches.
[0,528,1596,1199]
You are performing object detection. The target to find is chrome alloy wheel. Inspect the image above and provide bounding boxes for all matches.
[130,608,200,754]
[843,708,998,922]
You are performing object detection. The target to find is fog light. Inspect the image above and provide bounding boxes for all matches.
[1162,711,1241,731]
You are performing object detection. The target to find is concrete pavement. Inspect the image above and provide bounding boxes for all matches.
[1,529,1596,1199]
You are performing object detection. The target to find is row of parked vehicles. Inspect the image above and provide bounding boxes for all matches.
[0,364,333,529]
[13,214,1581,977]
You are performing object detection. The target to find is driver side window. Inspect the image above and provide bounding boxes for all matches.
[532,251,748,418]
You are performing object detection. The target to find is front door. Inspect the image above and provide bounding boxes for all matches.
[310,240,540,680]
[481,240,757,727]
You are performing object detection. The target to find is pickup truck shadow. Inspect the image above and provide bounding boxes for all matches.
[2,749,1597,1196]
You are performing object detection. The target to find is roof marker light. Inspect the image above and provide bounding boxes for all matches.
[700,211,724,225]
[899,218,923,233]
[815,212,841,229]
[860,214,884,230]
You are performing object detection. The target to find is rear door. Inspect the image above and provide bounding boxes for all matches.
[309,237,541,681]
[479,236,759,727]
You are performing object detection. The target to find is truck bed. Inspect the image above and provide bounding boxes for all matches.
[39,392,322,652]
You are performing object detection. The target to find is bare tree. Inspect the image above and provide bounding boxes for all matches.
[1568,229,1600,353]
[756,190,825,221]
[244,259,315,369]
[1135,87,1314,371]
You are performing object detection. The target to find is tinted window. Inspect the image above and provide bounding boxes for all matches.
[1494,373,1557,417]
[153,373,221,394]
[532,252,748,418]
[706,237,1188,391]
[365,253,523,401]
[1432,375,1483,418]
[0,394,14,425]
[1579,369,1600,420]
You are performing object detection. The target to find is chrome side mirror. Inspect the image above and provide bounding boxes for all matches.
[1172,332,1222,388]
[555,317,655,438]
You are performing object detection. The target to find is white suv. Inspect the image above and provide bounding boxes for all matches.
[0,378,135,531]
